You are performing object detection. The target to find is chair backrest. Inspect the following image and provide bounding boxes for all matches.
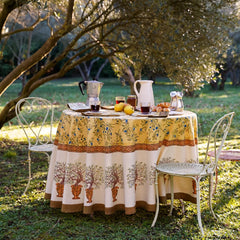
[15,97,54,147]
[204,112,235,169]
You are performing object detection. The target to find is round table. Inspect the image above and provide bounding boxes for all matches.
[45,109,198,215]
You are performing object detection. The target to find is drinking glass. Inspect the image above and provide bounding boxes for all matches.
[89,99,101,112]
[140,102,151,114]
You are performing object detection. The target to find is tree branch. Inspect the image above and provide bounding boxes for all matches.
[0,0,28,39]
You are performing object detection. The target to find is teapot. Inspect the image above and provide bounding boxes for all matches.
[133,80,155,109]
[79,80,104,106]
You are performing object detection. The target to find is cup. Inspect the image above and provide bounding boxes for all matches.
[89,99,101,112]
[140,102,151,114]
[115,96,125,104]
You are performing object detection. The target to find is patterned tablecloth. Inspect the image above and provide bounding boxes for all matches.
[45,109,198,215]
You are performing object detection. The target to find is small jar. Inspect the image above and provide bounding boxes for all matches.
[115,96,125,104]
[127,95,137,109]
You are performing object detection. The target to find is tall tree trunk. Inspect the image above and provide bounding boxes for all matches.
[123,67,135,94]
[220,70,227,90]
[109,56,136,94]
[94,59,108,80]
[76,64,88,81]
[231,69,237,86]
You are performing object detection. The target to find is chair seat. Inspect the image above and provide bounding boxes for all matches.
[29,143,54,153]
[156,162,214,176]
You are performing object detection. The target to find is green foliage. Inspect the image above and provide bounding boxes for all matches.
[0,78,239,239]
[111,0,240,94]
[3,150,17,159]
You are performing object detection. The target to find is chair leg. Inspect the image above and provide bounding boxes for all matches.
[43,152,51,163]
[215,166,218,195]
[195,178,204,235]
[209,174,217,219]
[151,171,160,227]
[179,199,185,214]
[23,151,32,195]
[169,175,174,216]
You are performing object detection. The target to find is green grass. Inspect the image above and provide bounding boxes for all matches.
[0,77,240,239]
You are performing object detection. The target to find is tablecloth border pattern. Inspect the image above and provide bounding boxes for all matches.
[45,192,196,214]
[54,139,198,153]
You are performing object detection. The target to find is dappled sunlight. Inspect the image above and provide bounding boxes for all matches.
[224,139,240,149]
[1,124,58,142]
[201,94,230,99]
[196,136,240,163]
[48,82,78,87]
[1,83,240,239]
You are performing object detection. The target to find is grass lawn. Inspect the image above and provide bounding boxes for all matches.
[0,77,240,239]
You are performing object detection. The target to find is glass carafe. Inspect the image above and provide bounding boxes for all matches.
[170,91,184,111]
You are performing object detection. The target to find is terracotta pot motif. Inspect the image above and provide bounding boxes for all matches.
[86,188,93,203]
[111,186,119,202]
[192,180,196,194]
[71,184,83,199]
[56,182,64,197]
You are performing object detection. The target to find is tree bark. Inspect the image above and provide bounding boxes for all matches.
[109,56,136,94]
[123,67,136,95]
[219,70,227,90]
[95,59,108,80]
[0,0,76,127]
[0,26,73,96]
[0,0,28,39]
[0,0,76,97]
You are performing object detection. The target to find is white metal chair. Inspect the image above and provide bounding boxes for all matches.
[151,112,235,235]
[15,97,54,195]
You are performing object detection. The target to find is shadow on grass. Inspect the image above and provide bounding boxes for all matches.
[1,194,199,240]
[1,138,239,239]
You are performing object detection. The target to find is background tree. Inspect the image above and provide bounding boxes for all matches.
[72,56,109,81]
[0,0,153,128]
[0,0,239,128]
[109,0,239,95]
[211,30,240,90]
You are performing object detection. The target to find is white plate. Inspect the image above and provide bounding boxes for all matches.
[133,112,170,118]
[82,110,120,117]
[101,105,115,110]
[133,113,152,117]
[149,112,169,118]
[169,111,184,115]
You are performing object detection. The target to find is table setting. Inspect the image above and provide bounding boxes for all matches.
[67,79,185,118]
[45,79,199,215]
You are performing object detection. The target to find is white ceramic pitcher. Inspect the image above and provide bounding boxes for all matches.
[134,80,155,109]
